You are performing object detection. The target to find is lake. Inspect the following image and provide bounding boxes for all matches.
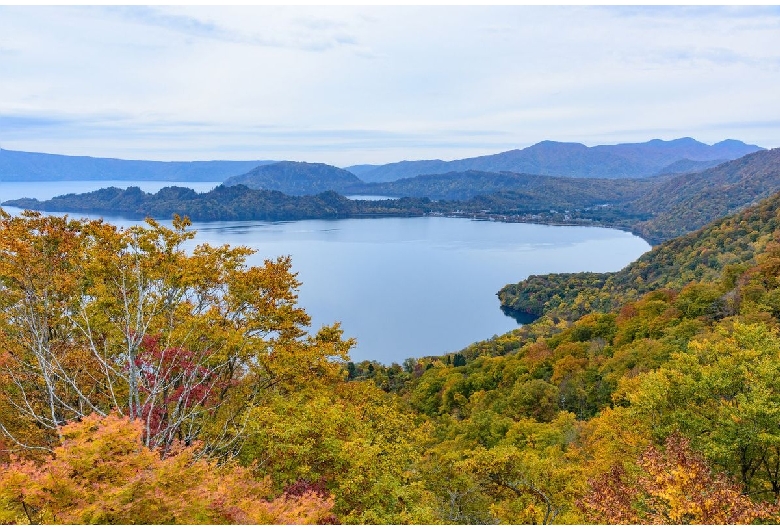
[0,180,651,364]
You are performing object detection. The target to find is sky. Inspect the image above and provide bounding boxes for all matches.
[1,5,779,167]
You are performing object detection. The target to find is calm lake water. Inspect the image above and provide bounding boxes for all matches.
[0,181,651,364]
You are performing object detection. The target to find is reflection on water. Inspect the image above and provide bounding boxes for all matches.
[500,307,540,325]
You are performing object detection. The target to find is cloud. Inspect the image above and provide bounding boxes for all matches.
[0,115,75,130]
[1,6,779,164]
[94,6,367,54]
[293,15,348,31]
[105,6,221,38]
[706,119,780,131]
[0,109,518,164]
[606,5,780,20]
[638,46,774,69]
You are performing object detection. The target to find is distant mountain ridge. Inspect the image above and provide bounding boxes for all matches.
[5,147,780,247]
[0,138,762,184]
[0,149,275,182]
[655,158,727,175]
[346,138,763,182]
[223,161,363,196]
[627,148,780,242]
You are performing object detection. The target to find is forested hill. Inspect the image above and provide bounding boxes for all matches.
[655,157,726,175]
[345,138,762,182]
[0,178,650,228]
[1,185,436,221]
[499,185,780,320]
[0,148,274,182]
[393,170,780,523]
[400,147,779,245]
[345,148,780,245]
[627,147,780,242]
[7,152,780,525]
[348,169,653,201]
[6,148,780,248]
[222,161,363,195]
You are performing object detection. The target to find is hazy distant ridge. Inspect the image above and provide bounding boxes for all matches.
[346,138,763,182]
[0,149,274,182]
[0,137,762,184]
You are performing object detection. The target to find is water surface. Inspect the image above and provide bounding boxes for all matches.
[0,181,651,364]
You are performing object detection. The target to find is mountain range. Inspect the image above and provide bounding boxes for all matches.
[346,138,762,181]
[0,138,763,184]
[0,148,273,182]
[7,147,780,248]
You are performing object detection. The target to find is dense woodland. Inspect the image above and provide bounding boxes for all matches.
[347,169,654,202]
[3,146,780,524]
[3,186,437,222]
[4,174,780,523]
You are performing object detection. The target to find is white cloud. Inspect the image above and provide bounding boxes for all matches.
[0,6,779,165]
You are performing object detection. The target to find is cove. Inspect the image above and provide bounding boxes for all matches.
[0,181,651,364]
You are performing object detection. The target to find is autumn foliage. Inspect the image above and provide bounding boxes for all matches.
[0,413,335,524]
[0,211,350,455]
[580,434,779,524]
[9,194,780,524]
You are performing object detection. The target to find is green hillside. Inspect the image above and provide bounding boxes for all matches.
[353,169,652,202]
[393,187,780,523]
[499,186,780,320]
[223,161,363,195]
[5,171,780,524]
[628,148,780,242]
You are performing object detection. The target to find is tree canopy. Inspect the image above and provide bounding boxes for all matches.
[5,188,780,524]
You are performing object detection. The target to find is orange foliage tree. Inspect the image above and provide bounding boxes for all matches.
[0,412,335,524]
[579,433,779,524]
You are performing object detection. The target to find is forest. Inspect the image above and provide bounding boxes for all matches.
[5,148,780,247]
[4,179,780,523]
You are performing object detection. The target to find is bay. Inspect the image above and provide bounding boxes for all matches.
[0,180,651,364]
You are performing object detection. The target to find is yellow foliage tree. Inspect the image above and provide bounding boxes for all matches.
[0,210,351,456]
[0,412,334,524]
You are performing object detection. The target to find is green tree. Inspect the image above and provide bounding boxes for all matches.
[620,322,780,500]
